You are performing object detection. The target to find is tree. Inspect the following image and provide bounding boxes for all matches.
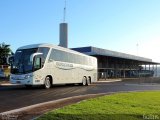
[0,42,12,65]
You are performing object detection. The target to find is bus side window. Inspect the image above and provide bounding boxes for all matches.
[69,53,75,63]
[48,49,54,62]
[38,47,49,65]
[34,57,41,70]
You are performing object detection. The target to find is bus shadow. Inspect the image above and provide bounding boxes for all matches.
[0,84,83,91]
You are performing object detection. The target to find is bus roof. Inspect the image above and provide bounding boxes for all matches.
[17,43,96,59]
[18,43,54,50]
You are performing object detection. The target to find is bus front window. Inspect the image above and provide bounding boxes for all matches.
[11,48,38,74]
[11,47,49,74]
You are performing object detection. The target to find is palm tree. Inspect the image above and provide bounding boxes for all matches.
[0,42,12,65]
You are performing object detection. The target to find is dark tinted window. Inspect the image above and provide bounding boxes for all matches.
[49,49,93,65]
[38,47,50,61]
[11,48,38,74]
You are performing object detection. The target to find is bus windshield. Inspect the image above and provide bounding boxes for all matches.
[11,47,50,74]
[11,48,38,74]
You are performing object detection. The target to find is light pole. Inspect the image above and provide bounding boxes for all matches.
[136,43,139,56]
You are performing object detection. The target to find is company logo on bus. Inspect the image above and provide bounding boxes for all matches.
[55,62,74,69]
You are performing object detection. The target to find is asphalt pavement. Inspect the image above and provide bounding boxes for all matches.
[0,80,160,113]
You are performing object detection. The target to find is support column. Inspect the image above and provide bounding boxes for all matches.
[123,70,125,78]
[152,65,154,71]
[123,60,126,78]
[156,65,157,77]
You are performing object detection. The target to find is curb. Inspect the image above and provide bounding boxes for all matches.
[97,79,122,83]
[125,83,160,86]
[0,83,18,86]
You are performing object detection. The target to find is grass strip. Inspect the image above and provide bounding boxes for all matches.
[37,91,160,120]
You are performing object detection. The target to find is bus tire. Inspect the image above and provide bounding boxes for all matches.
[82,77,87,86]
[44,77,52,89]
[87,76,91,86]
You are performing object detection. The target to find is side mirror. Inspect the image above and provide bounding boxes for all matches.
[30,52,43,63]
[7,55,14,65]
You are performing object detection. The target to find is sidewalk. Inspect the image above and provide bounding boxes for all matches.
[121,77,160,84]
[0,78,10,85]
[97,77,160,84]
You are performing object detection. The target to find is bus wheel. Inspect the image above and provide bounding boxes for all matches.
[82,77,87,86]
[44,77,51,89]
[87,77,91,86]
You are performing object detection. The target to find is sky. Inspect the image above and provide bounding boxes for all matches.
[0,0,160,62]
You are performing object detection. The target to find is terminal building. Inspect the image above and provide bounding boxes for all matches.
[58,22,159,80]
[72,46,159,80]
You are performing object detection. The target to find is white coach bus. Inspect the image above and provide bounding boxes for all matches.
[9,43,97,88]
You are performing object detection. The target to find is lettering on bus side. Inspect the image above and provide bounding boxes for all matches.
[55,62,74,70]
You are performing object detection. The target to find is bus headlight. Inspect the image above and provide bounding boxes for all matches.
[11,76,15,80]
[24,75,33,79]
